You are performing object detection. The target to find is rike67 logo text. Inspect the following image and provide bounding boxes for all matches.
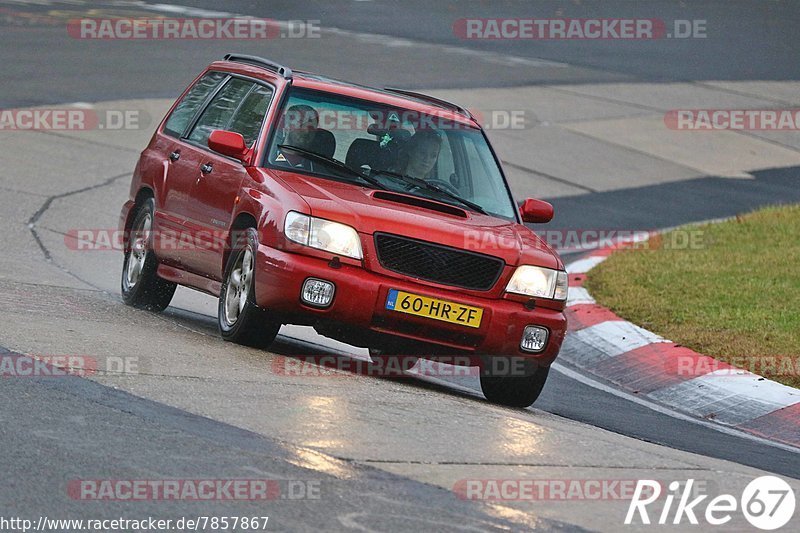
[626,476,795,530]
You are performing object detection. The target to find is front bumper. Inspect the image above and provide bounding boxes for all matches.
[254,244,566,366]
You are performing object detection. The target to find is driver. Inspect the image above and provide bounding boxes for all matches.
[283,104,320,149]
[273,104,321,168]
[397,129,442,181]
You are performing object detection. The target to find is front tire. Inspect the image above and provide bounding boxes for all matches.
[480,362,550,408]
[121,198,176,312]
[218,227,280,348]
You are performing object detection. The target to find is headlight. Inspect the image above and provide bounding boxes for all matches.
[506,266,568,300]
[284,212,363,260]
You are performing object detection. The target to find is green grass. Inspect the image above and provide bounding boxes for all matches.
[586,204,800,388]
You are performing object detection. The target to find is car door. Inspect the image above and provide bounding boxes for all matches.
[180,78,275,278]
[153,71,228,268]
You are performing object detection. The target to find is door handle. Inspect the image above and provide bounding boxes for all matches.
[169,151,180,162]
[200,163,213,174]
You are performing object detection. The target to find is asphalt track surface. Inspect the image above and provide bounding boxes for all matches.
[1,0,800,530]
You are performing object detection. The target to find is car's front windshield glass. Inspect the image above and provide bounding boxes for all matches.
[265,88,518,220]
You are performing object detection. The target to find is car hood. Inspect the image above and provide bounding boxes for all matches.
[273,170,562,269]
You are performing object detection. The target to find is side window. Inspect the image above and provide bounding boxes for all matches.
[227,85,274,147]
[464,138,492,196]
[462,135,515,218]
[187,78,254,147]
[164,72,226,138]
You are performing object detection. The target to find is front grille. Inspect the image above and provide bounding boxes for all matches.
[374,233,504,291]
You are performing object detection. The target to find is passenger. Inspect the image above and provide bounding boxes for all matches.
[273,104,325,168]
[281,104,320,150]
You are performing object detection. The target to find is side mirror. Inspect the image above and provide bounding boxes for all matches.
[208,130,248,162]
[520,198,554,224]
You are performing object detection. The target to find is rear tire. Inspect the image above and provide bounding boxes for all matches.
[121,198,176,312]
[218,227,280,349]
[480,362,550,408]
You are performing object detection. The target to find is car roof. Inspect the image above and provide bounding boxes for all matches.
[209,55,480,129]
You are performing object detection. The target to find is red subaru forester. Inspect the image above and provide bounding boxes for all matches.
[119,54,568,407]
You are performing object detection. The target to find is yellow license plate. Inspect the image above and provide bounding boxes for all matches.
[385,289,483,328]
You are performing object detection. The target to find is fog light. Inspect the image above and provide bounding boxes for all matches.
[520,325,548,353]
[301,278,335,307]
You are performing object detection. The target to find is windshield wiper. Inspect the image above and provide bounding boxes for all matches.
[370,168,487,215]
[277,145,487,215]
[277,145,386,191]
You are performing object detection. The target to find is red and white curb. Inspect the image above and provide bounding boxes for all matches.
[560,247,800,449]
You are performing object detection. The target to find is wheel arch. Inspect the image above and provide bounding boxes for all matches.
[223,211,259,274]
[126,187,154,226]
[122,186,156,251]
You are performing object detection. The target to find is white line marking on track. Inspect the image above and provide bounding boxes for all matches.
[552,363,800,454]
[566,286,595,306]
[565,255,607,274]
[648,370,800,426]
[697,369,800,405]
[569,320,668,358]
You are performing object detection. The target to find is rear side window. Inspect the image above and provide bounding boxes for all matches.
[187,78,254,147]
[163,71,226,137]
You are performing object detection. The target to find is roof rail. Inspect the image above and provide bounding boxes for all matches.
[383,87,474,120]
[223,53,292,80]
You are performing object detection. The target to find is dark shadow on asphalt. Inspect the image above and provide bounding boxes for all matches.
[545,165,800,231]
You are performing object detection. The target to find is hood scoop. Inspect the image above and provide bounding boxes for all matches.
[372,191,468,218]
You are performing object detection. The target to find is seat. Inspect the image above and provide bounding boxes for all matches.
[309,128,336,158]
[346,138,387,171]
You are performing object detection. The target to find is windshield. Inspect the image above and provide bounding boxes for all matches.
[265,88,518,220]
